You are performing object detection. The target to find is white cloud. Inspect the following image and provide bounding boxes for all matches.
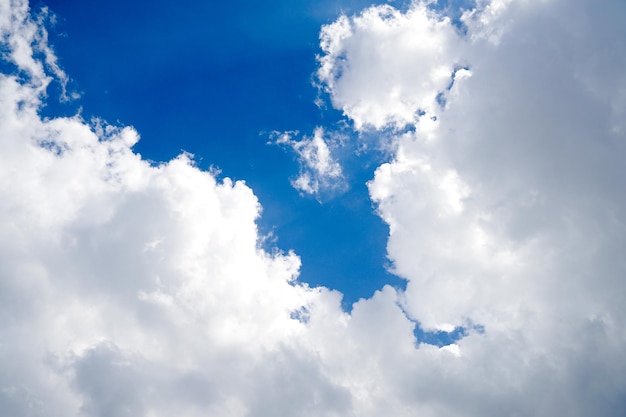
[271,127,346,198]
[2,0,626,416]
[320,0,626,414]
[0,3,335,416]
[317,3,463,130]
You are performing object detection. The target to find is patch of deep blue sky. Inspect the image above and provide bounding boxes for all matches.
[38,0,474,319]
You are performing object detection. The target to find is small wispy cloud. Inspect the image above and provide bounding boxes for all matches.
[270,127,347,199]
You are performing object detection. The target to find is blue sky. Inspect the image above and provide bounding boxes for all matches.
[2,0,626,415]
[42,0,406,308]
[39,0,478,308]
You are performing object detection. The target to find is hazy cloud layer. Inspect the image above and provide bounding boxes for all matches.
[1,0,626,416]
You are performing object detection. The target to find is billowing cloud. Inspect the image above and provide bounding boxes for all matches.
[0,2,338,416]
[320,0,626,414]
[271,127,346,198]
[317,2,463,130]
[2,0,626,416]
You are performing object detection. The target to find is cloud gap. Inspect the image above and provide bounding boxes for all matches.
[428,0,478,35]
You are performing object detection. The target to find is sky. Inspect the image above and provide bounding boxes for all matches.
[38,0,406,307]
[1,0,626,416]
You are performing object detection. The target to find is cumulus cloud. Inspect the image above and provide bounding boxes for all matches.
[271,127,346,198]
[2,0,626,416]
[0,2,336,416]
[319,0,626,414]
[317,2,463,130]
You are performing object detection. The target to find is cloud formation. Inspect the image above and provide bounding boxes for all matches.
[320,0,626,414]
[271,127,346,198]
[317,2,462,130]
[1,0,626,416]
[0,2,330,415]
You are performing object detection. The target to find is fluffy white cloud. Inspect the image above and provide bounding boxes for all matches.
[317,2,463,130]
[320,0,626,414]
[0,2,339,416]
[271,127,346,198]
[2,0,626,416]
